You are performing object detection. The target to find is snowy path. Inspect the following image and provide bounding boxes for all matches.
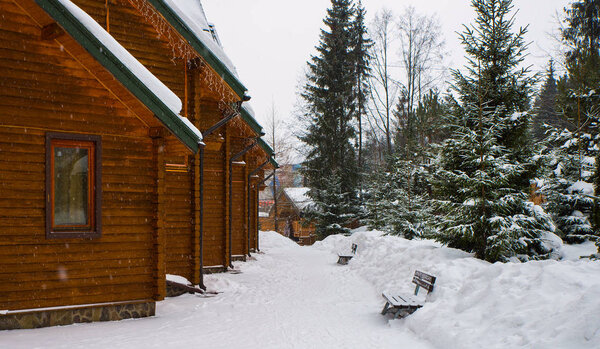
[2,232,432,349]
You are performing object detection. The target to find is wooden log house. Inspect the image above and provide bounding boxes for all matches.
[0,0,276,329]
[260,188,317,245]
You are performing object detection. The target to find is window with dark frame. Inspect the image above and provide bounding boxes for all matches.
[46,133,102,239]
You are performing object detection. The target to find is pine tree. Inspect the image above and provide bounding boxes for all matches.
[453,0,535,163]
[305,175,356,238]
[556,0,600,140]
[351,0,372,174]
[595,152,600,252]
[366,156,433,239]
[532,60,567,141]
[553,0,600,244]
[540,128,596,242]
[300,0,366,238]
[433,0,558,262]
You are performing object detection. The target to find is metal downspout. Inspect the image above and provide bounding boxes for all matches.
[228,140,258,268]
[246,160,270,256]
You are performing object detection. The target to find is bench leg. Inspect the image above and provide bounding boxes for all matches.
[381,302,390,315]
[393,309,405,319]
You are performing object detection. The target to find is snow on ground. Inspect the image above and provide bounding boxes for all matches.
[0,231,430,349]
[315,228,600,349]
[2,230,599,348]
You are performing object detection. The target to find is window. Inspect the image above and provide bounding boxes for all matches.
[46,133,101,238]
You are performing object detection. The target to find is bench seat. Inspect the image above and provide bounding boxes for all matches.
[382,292,423,307]
[337,255,354,265]
[381,270,436,319]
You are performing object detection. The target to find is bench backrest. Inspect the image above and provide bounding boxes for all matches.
[351,243,358,254]
[412,270,436,295]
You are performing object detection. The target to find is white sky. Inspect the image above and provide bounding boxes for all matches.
[202,0,570,126]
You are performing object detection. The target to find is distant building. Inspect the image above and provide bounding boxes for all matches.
[259,188,316,245]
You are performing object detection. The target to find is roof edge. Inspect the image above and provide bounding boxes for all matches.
[147,0,247,99]
[241,107,263,135]
[37,0,201,152]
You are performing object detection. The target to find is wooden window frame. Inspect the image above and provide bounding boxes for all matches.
[45,133,102,239]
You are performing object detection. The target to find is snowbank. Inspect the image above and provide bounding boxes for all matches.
[317,230,600,349]
[259,230,301,250]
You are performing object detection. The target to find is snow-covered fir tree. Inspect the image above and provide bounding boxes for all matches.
[351,0,372,174]
[549,0,600,247]
[305,175,359,238]
[300,0,370,237]
[540,127,597,242]
[366,156,433,239]
[532,60,568,141]
[433,0,559,262]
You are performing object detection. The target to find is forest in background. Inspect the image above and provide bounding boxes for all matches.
[287,0,600,262]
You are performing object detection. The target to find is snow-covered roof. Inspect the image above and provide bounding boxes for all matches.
[163,0,240,79]
[55,0,203,147]
[284,188,313,212]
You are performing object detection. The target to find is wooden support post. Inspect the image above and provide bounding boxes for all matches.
[224,125,230,268]
[192,73,203,287]
[193,151,201,285]
[151,128,166,301]
[244,154,249,255]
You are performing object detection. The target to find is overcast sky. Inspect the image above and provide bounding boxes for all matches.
[202,0,570,126]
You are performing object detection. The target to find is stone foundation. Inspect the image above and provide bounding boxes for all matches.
[166,282,189,297]
[203,266,226,274]
[0,301,155,330]
[231,255,247,262]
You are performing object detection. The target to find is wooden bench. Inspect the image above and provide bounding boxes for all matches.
[337,243,358,265]
[381,270,436,319]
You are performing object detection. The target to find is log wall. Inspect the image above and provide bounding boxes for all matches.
[0,0,158,310]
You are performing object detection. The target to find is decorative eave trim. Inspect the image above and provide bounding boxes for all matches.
[36,0,201,152]
[147,0,247,99]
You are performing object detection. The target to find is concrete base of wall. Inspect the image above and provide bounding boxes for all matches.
[0,301,155,330]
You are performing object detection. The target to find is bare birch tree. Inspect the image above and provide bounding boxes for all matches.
[366,8,399,156]
[397,6,446,114]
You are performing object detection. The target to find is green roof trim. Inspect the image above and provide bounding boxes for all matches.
[240,107,263,135]
[269,157,280,169]
[147,0,247,99]
[36,0,201,152]
[258,138,274,156]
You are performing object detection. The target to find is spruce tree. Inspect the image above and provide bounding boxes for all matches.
[366,156,433,239]
[351,0,372,173]
[552,0,600,243]
[433,0,558,262]
[300,0,366,237]
[532,61,567,141]
[540,128,596,242]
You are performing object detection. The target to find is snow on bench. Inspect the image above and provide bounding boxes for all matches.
[381,270,436,319]
[337,243,358,265]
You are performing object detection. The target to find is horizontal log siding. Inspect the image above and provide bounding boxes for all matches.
[0,0,155,310]
[231,164,245,256]
[71,0,185,100]
[195,101,226,267]
[164,137,193,281]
